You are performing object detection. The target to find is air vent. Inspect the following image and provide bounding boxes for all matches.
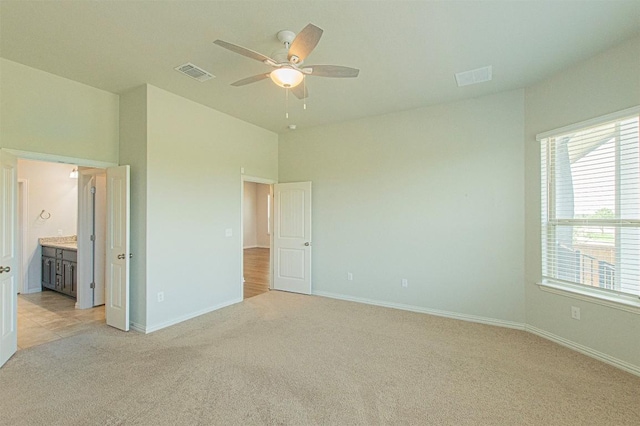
[174,63,215,82]
[455,66,492,87]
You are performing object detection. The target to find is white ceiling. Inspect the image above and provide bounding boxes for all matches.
[1,1,639,133]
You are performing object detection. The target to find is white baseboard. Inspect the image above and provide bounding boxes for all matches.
[312,290,526,330]
[526,325,640,377]
[312,290,639,378]
[139,297,243,334]
[129,322,146,333]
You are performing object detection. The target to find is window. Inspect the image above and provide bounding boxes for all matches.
[539,108,640,299]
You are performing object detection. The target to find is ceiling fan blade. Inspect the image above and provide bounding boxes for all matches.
[231,73,270,87]
[214,39,274,64]
[290,84,309,99]
[305,65,360,78]
[288,23,323,63]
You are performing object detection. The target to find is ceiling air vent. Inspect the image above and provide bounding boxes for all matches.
[455,66,492,87]
[174,63,215,82]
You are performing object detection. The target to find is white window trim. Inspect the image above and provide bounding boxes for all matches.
[536,106,640,141]
[538,280,640,315]
[538,105,640,311]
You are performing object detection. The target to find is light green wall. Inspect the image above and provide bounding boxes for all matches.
[525,36,640,368]
[279,90,526,324]
[0,58,119,163]
[119,85,148,327]
[144,85,277,329]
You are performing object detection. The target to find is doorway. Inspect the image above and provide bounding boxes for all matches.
[242,179,274,299]
[15,158,107,349]
[1,149,130,366]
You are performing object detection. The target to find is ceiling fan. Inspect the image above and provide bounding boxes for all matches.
[213,23,359,99]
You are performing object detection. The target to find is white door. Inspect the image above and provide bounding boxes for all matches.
[0,151,18,367]
[105,166,130,331]
[273,182,312,294]
[77,171,107,309]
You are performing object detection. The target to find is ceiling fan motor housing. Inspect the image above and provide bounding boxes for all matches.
[276,30,301,64]
[271,48,290,64]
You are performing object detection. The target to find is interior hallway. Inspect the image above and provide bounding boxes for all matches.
[18,291,105,350]
[243,247,270,299]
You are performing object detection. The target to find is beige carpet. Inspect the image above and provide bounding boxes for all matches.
[1,291,638,425]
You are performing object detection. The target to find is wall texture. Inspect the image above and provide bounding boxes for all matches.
[243,181,270,249]
[279,90,526,325]
[143,85,278,331]
[243,182,258,248]
[256,183,270,248]
[524,35,640,370]
[0,58,119,163]
[17,159,78,293]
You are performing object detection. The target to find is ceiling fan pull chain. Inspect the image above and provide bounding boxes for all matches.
[303,76,307,110]
[285,87,289,119]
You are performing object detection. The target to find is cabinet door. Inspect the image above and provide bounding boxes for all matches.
[42,257,56,290]
[48,258,56,289]
[62,260,73,296]
[55,260,62,291]
[69,262,77,297]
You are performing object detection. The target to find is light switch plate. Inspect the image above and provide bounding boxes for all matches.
[225,228,233,237]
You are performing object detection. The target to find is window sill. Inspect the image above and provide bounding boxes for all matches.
[537,280,640,315]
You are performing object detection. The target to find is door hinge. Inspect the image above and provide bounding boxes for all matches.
[91,186,96,194]
[90,234,96,241]
[90,282,95,289]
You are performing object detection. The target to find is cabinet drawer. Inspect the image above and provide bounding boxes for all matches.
[62,250,77,262]
[42,246,56,257]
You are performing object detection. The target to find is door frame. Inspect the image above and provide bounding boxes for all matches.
[4,148,117,307]
[6,149,116,301]
[4,149,117,169]
[240,175,277,298]
[17,179,29,294]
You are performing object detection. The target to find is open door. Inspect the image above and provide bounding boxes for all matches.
[273,182,312,294]
[0,151,18,367]
[77,170,107,309]
[105,165,130,331]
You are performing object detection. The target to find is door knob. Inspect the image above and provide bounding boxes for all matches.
[304,242,311,246]
[117,254,125,259]
[0,266,10,273]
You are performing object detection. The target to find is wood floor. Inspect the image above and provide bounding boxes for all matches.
[18,291,105,350]
[243,248,270,299]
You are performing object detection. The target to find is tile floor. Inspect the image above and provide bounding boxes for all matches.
[18,291,105,350]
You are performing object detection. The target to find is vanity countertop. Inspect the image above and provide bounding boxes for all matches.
[39,236,78,251]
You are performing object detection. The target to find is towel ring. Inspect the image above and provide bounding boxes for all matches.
[39,210,51,220]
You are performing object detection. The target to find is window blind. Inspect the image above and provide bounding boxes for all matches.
[540,110,640,297]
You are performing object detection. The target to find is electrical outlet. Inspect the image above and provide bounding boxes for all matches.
[57,229,63,236]
[571,306,580,320]
[157,292,164,303]
[347,272,353,281]
[401,278,408,288]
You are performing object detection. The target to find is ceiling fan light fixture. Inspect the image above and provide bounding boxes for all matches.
[270,68,304,88]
